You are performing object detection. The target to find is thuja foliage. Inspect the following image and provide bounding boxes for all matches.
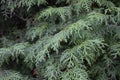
[0,0,120,80]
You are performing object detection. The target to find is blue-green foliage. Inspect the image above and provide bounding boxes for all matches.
[0,0,120,80]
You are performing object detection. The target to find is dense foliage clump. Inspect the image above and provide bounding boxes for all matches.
[0,0,120,80]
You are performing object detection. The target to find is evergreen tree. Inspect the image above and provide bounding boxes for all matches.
[0,0,120,80]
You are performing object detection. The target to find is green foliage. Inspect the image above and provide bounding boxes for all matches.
[61,67,89,80]
[37,7,71,22]
[0,0,120,80]
[0,70,30,80]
